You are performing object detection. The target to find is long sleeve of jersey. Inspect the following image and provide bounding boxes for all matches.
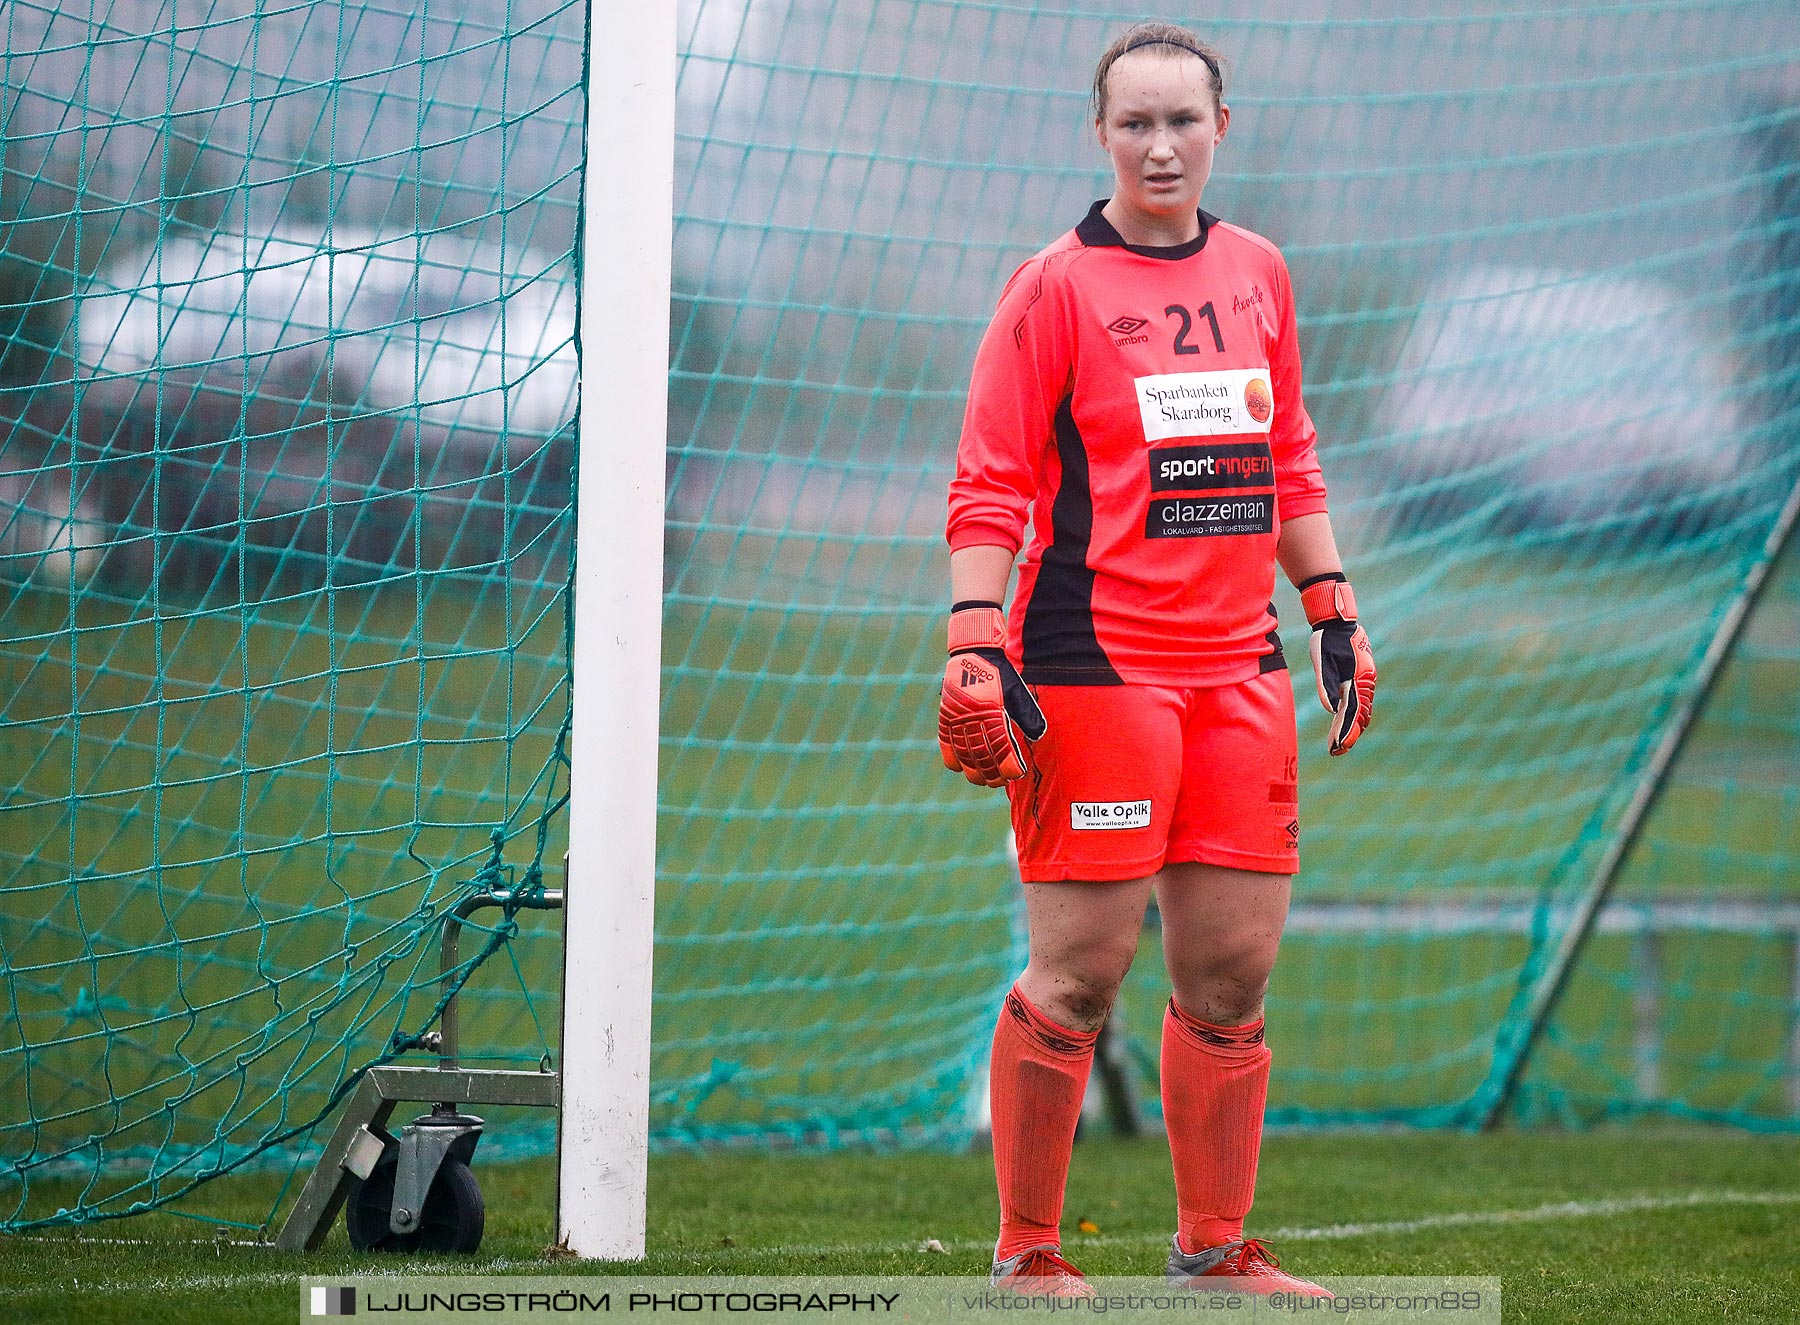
[946,252,1077,553]
[1266,249,1328,522]
[947,203,1333,688]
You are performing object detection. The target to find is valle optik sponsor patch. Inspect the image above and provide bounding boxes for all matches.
[1069,799,1152,830]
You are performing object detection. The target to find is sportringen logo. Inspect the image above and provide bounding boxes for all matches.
[1149,442,1274,493]
[1106,314,1150,346]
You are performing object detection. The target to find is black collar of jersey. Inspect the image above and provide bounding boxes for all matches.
[1076,199,1216,260]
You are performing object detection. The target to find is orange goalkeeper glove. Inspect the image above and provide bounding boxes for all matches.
[938,601,1047,787]
[1300,573,1376,756]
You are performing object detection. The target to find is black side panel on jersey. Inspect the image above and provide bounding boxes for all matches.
[1021,396,1123,685]
[1259,601,1288,674]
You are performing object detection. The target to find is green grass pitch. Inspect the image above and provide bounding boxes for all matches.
[2,1131,1796,1324]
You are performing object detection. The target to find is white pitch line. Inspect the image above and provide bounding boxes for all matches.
[16,1188,1799,1294]
[1262,1189,1800,1241]
[702,1187,1800,1259]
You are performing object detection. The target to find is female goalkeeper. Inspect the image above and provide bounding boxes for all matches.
[939,21,1376,1298]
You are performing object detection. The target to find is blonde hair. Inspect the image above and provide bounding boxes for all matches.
[1091,22,1225,121]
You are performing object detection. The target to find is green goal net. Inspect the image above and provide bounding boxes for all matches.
[4,0,1799,1235]
[1,0,583,1231]
[661,0,1800,1141]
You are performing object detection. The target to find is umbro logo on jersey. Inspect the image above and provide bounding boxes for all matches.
[1106,315,1150,346]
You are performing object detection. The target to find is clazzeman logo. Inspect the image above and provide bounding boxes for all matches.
[1146,495,1274,539]
[1106,314,1150,345]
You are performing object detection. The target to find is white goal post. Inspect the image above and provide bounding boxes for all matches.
[557,0,676,1260]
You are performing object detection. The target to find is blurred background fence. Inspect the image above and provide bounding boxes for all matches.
[3,0,1799,1234]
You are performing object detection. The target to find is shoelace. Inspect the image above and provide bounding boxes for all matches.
[1012,1247,1086,1280]
[1221,1238,1283,1274]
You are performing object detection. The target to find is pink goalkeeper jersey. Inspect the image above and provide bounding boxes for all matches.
[947,201,1330,687]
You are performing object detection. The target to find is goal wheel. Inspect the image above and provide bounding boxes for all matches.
[345,1147,485,1253]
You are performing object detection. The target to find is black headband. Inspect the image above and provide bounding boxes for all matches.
[1119,35,1221,85]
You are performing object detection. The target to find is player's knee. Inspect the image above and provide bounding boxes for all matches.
[1060,980,1118,1032]
[1203,969,1271,1024]
[1023,964,1128,1033]
[1172,941,1271,984]
[1170,950,1275,1024]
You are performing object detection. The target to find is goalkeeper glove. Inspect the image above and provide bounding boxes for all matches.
[1300,573,1376,756]
[938,601,1047,786]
